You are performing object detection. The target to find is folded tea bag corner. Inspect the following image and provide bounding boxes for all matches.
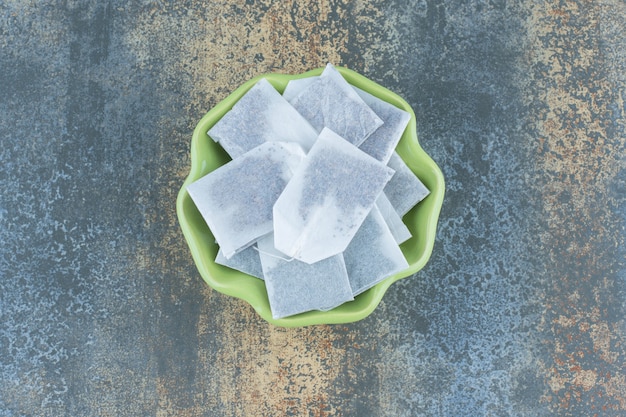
[289,64,383,147]
[215,245,264,280]
[207,78,318,158]
[376,193,412,245]
[355,86,411,164]
[257,235,353,319]
[187,141,305,258]
[282,77,318,102]
[273,128,395,264]
[385,152,430,216]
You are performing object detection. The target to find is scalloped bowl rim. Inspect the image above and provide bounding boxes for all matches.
[176,66,445,327]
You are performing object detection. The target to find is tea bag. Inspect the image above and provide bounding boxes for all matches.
[257,235,353,319]
[343,206,409,296]
[376,193,412,244]
[215,245,264,279]
[355,87,411,164]
[187,141,305,258]
[207,79,318,158]
[282,77,318,102]
[285,73,409,163]
[385,152,430,216]
[273,128,395,264]
[289,64,383,147]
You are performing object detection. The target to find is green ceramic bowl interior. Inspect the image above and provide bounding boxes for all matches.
[176,66,445,327]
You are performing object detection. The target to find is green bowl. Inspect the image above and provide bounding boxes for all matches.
[176,66,445,327]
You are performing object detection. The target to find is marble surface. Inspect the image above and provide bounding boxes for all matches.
[1,1,625,415]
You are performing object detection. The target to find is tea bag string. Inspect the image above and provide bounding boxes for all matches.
[253,246,295,262]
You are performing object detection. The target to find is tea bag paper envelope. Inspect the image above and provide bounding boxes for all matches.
[355,87,411,164]
[385,152,430,216]
[207,78,318,158]
[257,234,353,319]
[376,193,412,244]
[273,128,395,264]
[343,206,409,296]
[187,141,305,259]
[215,245,264,280]
[289,64,383,147]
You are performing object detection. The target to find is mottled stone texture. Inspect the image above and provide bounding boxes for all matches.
[0,0,624,416]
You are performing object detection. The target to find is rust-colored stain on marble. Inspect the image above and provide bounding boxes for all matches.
[209,307,346,416]
[525,0,626,413]
[124,0,351,117]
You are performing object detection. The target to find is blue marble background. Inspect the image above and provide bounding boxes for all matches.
[1,1,624,415]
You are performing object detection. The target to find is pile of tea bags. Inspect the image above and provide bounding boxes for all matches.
[188,64,430,319]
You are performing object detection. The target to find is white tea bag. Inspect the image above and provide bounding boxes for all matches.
[385,152,430,216]
[257,235,353,319]
[215,245,264,280]
[273,128,394,264]
[355,87,411,164]
[289,64,383,147]
[187,141,305,258]
[343,206,409,296]
[376,193,412,244]
[282,77,318,102]
[207,79,318,158]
